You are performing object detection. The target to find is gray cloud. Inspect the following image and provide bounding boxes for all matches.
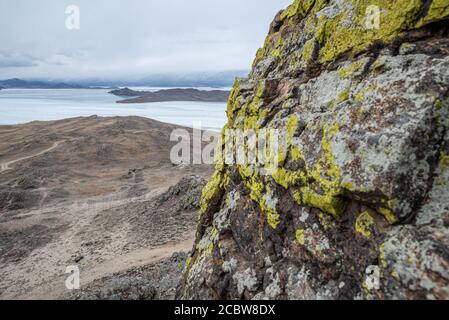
[0,52,40,68]
[0,0,292,80]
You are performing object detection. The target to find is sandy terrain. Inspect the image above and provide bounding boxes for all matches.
[0,141,63,173]
[0,116,213,299]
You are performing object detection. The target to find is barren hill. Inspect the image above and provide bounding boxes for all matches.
[0,116,213,299]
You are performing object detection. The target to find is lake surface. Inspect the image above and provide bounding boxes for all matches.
[0,89,227,131]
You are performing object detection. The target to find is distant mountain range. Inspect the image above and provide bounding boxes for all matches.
[0,71,248,90]
[135,70,248,88]
[0,78,87,89]
[109,88,230,103]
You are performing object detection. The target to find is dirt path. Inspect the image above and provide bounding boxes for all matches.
[0,183,197,300]
[0,116,210,300]
[0,141,63,172]
[9,235,195,300]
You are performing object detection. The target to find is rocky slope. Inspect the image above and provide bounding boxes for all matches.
[177,0,449,300]
[0,117,213,299]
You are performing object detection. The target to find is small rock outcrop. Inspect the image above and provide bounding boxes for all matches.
[177,0,449,300]
[109,88,145,97]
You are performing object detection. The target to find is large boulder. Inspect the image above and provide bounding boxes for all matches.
[177,0,449,300]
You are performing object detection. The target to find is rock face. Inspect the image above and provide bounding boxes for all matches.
[177,0,449,300]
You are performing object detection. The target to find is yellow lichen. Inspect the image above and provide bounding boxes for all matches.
[296,229,305,245]
[318,211,336,231]
[206,242,214,257]
[355,83,377,102]
[318,0,427,64]
[301,40,315,64]
[416,0,449,27]
[263,201,281,230]
[226,79,242,119]
[339,60,365,79]
[291,145,305,162]
[280,0,315,22]
[253,48,265,68]
[185,255,193,269]
[271,37,284,58]
[379,243,388,269]
[199,170,229,216]
[287,115,299,145]
[291,122,348,216]
[355,90,365,102]
[355,211,375,238]
[238,161,283,229]
[439,151,449,170]
[378,199,399,224]
[200,0,440,233]
[337,89,350,103]
[391,270,400,281]
[255,0,449,74]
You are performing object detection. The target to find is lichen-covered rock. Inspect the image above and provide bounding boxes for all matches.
[177,0,449,300]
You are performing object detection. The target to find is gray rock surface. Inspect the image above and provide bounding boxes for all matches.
[177,0,449,300]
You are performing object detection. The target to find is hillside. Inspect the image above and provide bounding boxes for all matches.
[0,116,214,299]
[177,0,449,300]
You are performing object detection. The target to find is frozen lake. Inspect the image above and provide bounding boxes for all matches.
[0,88,227,131]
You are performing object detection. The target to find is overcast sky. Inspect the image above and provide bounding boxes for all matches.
[0,0,292,80]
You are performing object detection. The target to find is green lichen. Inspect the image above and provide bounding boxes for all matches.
[355,211,374,238]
